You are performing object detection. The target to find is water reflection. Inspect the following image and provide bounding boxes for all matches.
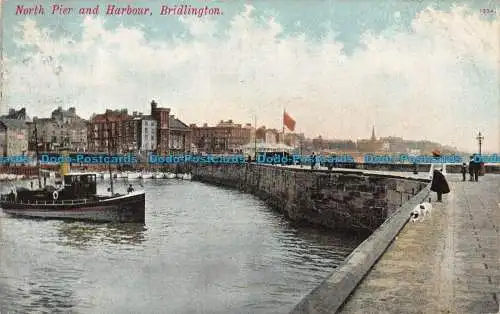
[3,279,78,314]
[1,180,361,314]
[56,222,147,248]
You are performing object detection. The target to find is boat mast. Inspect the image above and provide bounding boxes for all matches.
[106,115,114,195]
[34,121,42,188]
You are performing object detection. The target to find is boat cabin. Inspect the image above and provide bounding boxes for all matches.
[62,172,97,199]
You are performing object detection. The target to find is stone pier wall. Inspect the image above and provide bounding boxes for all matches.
[191,164,429,233]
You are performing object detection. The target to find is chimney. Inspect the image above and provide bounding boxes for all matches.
[203,123,208,127]
[189,124,197,128]
[133,111,137,116]
[150,100,157,113]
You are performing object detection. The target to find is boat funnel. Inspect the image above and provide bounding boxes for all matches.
[60,147,70,177]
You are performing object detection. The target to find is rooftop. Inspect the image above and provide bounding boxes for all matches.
[0,118,28,129]
[169,116,189,129]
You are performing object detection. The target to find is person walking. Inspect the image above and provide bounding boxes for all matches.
[468,157,474,181]
[430,169,450,202]
[310,152,316,170]
[461,162,467,181]
[473,160,480,182]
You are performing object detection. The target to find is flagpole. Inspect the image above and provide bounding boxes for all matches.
[282,108,285,144]
[254,115,257,161]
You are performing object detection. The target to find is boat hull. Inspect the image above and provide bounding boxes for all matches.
[0,192,145,223]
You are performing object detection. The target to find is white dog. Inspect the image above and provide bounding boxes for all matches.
[410,202,432,222]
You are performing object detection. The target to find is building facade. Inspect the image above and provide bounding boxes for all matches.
[121,113,158,153]
[88,109,130,153]
[190,120,252,153]
[169,115,191,153]
[150,100,170,154]
[140,116,157,152]
[88,102,191,155]
[1,108,29,120]
[28,107,88,152]
[28,118,55,152]
[0,119,28,156]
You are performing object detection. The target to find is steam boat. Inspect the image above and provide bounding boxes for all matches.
[0,118,146,223]
[0,172,145,223]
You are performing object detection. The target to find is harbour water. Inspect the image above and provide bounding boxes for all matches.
[0,179,361,314]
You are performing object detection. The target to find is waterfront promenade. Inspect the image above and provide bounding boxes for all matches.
[338,174,500,313]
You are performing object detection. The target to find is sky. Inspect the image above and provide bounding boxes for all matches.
[1,0,499,153]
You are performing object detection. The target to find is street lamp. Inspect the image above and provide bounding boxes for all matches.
[476,132,484,155]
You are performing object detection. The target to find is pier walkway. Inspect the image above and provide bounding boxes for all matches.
[338,174,500,314]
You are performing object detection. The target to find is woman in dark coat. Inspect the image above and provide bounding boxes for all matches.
[430,169,450,202]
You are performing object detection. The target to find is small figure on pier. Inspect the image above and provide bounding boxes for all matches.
[468,156,474,181]
[473,159,480,182]
[9,189,15,202]
[127,184,134,193]
[430,169,450,202]
[311,152,316,170]
[30,181,34,189]
[461,162,467,181]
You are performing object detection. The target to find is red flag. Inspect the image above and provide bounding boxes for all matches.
[283,111,296,131]
[432,149,441,157]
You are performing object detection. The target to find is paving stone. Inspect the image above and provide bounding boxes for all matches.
[338,175,500,314]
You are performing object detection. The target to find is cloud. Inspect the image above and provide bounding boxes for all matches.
[3,5,499,152]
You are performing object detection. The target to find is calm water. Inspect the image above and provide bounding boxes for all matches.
[0,179,361,314]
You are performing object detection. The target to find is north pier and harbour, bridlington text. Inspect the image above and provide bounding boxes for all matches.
[15,3,223,17]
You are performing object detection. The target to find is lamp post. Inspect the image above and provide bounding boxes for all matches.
[476,132,484,155]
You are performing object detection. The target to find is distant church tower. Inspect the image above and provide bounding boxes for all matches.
[371,125,376,141]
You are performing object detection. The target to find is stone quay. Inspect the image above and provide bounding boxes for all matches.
[190,163,499,314]
[191,163,429,234]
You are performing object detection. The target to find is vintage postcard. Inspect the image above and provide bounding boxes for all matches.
[0,1,498,313]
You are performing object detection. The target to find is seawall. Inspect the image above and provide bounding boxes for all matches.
[289,184,431,313]
[191,164,429,234]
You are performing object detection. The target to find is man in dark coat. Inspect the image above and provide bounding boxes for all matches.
[468,158,474,181]
[473,160,480,182]
[430,169,450,202]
